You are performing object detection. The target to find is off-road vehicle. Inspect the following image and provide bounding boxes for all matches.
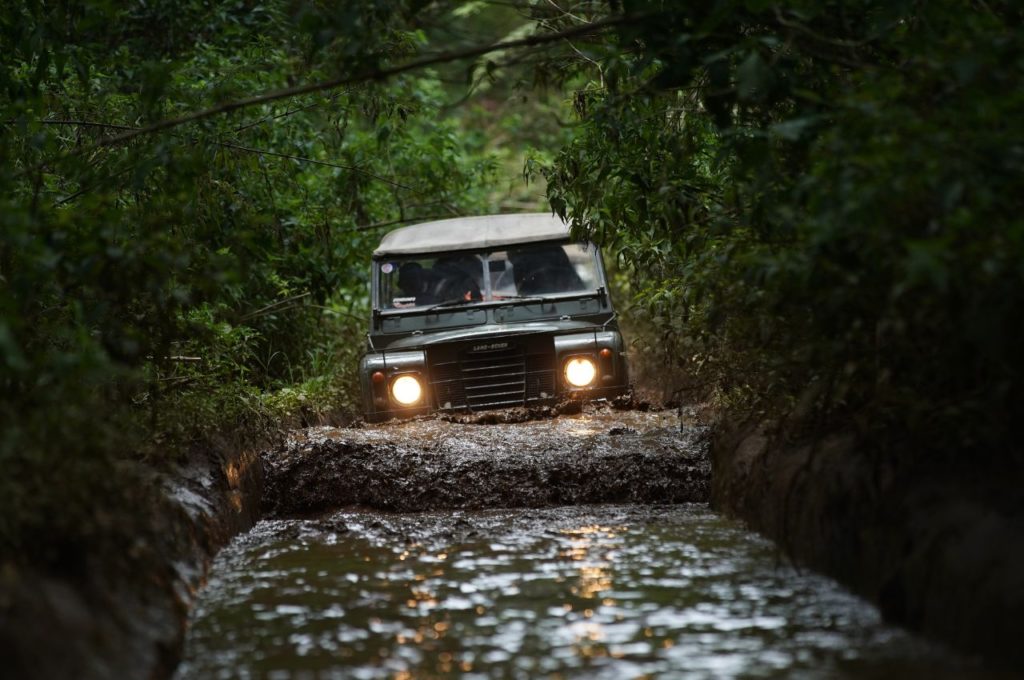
[360,213,628,421]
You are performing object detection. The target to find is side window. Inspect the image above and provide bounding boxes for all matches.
[566,242,599,290]
[489,251,517,297]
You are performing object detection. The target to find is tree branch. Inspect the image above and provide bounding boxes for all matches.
[216,141,415,191]
[231,90,348,134]
[345,214,462,233]
[27,121,420,202]
[0,119,135,131]
[240,292,311,321]
[33,12,645,169]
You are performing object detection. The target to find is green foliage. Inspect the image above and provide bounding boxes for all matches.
[7,0,1019,572]
[0,0,503,565]
[537,1,1024,458]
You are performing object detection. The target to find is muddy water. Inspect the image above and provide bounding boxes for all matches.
[177,409,994,679]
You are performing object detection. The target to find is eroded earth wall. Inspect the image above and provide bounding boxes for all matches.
[0,443,264,680]
[711,418,1024,668]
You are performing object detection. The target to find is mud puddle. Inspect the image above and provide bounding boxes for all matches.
[262,404,709,517]
[176,503,997,679]
[178,405,1006,678]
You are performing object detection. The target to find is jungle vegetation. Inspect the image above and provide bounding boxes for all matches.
[2,1,1022,569]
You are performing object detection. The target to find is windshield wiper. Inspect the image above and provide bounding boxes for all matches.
[426,294,550,311]
[426,297,480,311]
[492,294,545,302]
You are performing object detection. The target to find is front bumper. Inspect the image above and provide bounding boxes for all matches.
[360,330,628,422]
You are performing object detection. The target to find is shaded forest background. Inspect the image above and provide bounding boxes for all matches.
[2,0,1022,572]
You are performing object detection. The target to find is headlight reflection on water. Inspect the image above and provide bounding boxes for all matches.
[180,506,974,680]
[559,524,621,600]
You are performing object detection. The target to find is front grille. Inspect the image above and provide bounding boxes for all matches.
[428,338,555,411]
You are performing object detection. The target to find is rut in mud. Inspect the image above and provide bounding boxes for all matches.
[261,403,711,517]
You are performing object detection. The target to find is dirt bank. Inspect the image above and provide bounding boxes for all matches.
[262,404,711,517]
[712,418,1024,669]
[0,442,264,680]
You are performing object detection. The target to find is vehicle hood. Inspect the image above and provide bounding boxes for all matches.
[379,321,605,351]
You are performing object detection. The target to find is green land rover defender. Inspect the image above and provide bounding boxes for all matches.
[360,213,628,421]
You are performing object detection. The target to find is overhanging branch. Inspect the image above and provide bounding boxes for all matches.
[216,141,414,191]
[26,121,422,202]
[34,12,644,169]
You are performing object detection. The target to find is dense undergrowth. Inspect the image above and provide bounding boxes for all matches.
[0,1,536,569]
[535,0,1024,468]
[2,0,1021,576]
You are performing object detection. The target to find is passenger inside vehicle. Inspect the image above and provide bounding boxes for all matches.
[431,255,483,302]
[509,245,585,295]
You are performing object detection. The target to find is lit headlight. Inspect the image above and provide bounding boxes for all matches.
[564,357,597,387]
[391,375,423,405]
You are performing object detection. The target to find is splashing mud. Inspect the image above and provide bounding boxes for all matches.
[262,403,710,517]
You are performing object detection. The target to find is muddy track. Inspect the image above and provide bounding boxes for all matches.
[261,404,711,517]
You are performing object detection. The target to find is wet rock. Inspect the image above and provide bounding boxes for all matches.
[262,406,710,517]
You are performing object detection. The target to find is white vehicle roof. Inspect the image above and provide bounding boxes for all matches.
[373,213,572,256]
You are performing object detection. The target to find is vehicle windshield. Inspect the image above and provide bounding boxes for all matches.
[376,242,600,310]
